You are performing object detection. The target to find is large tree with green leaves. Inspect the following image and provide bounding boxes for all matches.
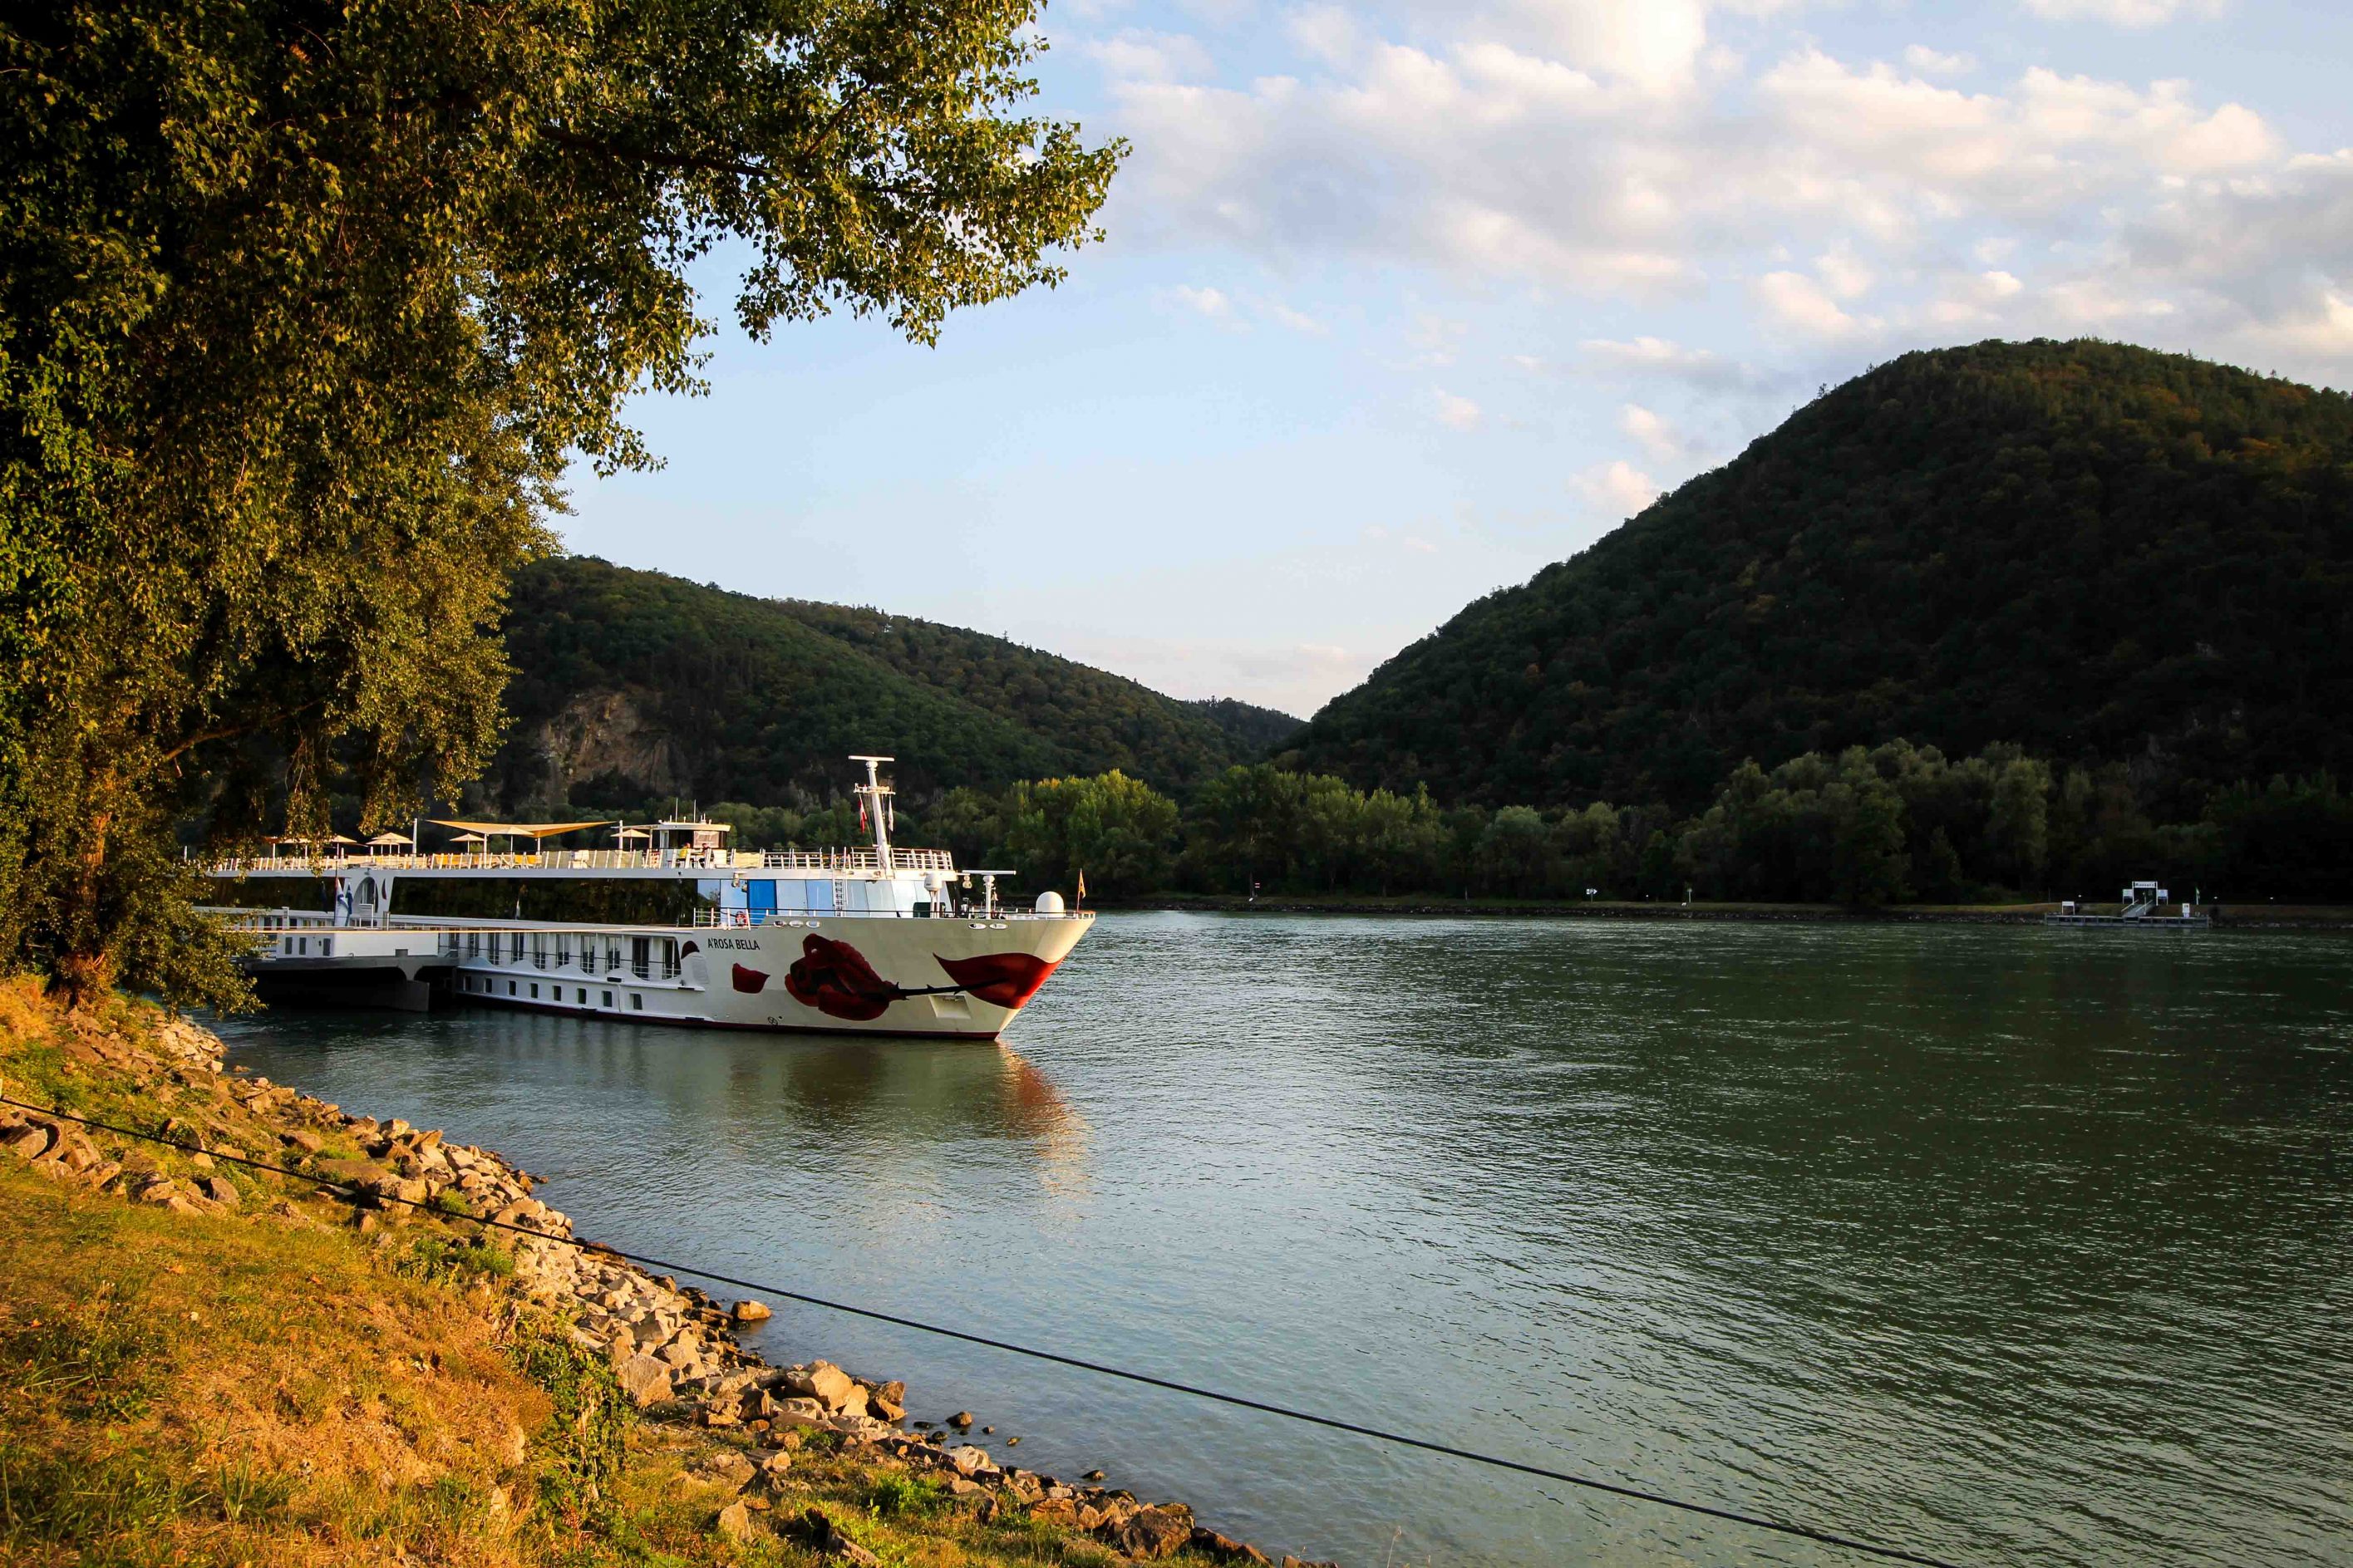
[0,0,1119,1005]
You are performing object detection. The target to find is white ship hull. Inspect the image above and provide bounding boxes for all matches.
[428,912,1092,1040]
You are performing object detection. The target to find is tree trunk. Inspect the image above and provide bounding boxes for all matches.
[52,798,116,1010]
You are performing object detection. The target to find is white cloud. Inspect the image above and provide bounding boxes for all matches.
[1927,268,2027,324]
[1085,29,1214,83]
[1261,298,1330,335]
[1619,403,1686,463]
[1903,45,1975,78]
[1497,0,1712,96]
[1815,240,1875,299]
[1572,459,1660,516]
[2017,0,2227,27]
[1433,389,1484,430]
[2038,276,2180,326]
[1579,336,1772,391]
[2012,68,2279,175]
[1286,4,1359,66]
[1168,283,1234,319]
[1583,335,1714,371]
[1096,12,2351,377]
[1755,269,1876,338]
[1755,51,2280,216]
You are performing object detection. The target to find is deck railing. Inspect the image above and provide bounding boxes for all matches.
[204,846,957,875]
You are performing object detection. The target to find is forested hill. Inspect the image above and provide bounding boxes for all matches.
[490,558,1282,810]
[1290,339,2353,815]
[1189,696,1306,751]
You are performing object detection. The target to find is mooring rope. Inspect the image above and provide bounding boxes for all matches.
[0,1092,1970,1568]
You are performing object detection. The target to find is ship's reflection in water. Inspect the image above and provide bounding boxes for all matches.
[209,1005,1090,1211]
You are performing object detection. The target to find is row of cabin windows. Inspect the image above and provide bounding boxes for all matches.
[458,931,680,979]
[458,974,642,1011]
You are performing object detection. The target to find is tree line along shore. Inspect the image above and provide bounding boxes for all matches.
[0,981,1317,1567]
[652,741,2347,912]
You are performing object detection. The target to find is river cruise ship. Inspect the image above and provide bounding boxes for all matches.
[205,758,1093,1040]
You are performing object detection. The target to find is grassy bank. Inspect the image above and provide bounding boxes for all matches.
[0,983,1282,1568]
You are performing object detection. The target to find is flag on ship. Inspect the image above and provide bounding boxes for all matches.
[1076,870,1087,906]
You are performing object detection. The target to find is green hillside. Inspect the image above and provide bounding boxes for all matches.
[766,598,1283,783]
[1190,696,1306,751]
[1290,340,2353,814]
[490,558,1261,810]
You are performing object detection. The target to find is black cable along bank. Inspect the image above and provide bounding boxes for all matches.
[0,1093,1971,1568]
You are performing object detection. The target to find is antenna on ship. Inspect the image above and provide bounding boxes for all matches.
[849,755,895,875]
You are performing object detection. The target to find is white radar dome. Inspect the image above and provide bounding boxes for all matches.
[1034,891,1066,915]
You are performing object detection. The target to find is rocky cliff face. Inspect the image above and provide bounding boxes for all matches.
[519,689,691,808]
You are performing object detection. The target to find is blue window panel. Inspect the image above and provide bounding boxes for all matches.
[746,880,777,916]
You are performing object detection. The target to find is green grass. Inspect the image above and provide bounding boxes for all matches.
[864,1470,948,1520]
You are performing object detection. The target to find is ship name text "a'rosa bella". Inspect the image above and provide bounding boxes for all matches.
[203,757,1094,1039]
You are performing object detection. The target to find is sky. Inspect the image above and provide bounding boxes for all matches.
[562,0,2353,720]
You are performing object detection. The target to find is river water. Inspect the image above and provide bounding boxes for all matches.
[209,914,2351,1567]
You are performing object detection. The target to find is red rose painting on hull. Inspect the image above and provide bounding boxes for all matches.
[784,935,901,1021]
[935,951,1060,1010]
[780,934,1065,1023]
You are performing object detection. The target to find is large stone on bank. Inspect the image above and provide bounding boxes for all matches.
[948,1444,995,1477]
[731,1299,771,1323]
[3,1122,58,1160]
[617,1354,675,1407]
[1114,1505,1195,1561]
[782,1360,859,1413]
[201,1175,239,1207]
[1193,1527,1272,1563]
[714,1500,756,1541]
[864,1379,906,1422]
[694,1450,757,1488]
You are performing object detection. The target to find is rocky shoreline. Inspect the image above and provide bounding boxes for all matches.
[0,1005,1320,1567]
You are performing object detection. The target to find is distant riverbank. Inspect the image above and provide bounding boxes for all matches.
[1125,895,2353,928]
